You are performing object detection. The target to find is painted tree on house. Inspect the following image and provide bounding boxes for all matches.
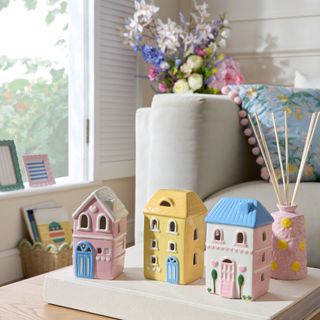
[238,274,245,299]
[211,269,217,294]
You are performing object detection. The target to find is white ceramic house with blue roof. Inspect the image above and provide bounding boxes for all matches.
[205,197,274,301]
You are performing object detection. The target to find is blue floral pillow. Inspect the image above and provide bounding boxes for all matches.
[227,84,320,182]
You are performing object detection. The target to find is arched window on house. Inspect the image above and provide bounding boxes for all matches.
[78,213,90,230]
[168,219,177,233]
[213,229,223,241]
[97,215,108,231]
[236,231,246,245]
[151,218,159,231]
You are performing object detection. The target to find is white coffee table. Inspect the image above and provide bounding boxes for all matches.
[44,243,320,320]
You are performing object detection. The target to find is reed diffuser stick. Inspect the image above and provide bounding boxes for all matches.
[272,113,286,202]
[255,113,283,204]
[291,112,320,205]
[248,115,282,204]
[284,112,290,204]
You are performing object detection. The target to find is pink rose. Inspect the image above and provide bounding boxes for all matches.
[159,83,167,93]
[208,57,244,90]
[148,66,158,81]
[195,47,207,57]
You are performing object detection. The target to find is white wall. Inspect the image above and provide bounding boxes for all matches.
[180,0,320,86]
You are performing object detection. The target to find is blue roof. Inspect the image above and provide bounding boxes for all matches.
[205,197,274,228]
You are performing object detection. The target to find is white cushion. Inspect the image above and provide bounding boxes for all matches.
[294,71,320,89]
[204,181,320,268]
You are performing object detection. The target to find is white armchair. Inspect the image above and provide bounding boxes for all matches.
[135,94,320,268]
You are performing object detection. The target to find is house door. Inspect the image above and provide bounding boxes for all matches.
[166,256,179,284]
[220,259,236,298]
[75,241,94,279]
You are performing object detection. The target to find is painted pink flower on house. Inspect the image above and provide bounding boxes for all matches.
[205,197,274,300]
[72,187,129,280]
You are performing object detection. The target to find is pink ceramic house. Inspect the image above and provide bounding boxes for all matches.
[205,198,274,300]
[72,187,129,280]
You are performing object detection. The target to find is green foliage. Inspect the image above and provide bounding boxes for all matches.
[207,288,212,293]
[238,274,244,287]
[0,0,9,11]
[0,0,68,178]
[211,269,217,280]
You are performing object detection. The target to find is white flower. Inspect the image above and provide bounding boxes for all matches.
[194,23,214,45]
[219,38,226,48]
[187,55,203,71]
[223,19,229,26]
[180,63,192,75]
[221,29,230,39]
[188,73,203,91]
[191,1,210,24]
[134,0,159,26]
[173,79,191,93]
[156,18,182,54]
[160,61,170,70]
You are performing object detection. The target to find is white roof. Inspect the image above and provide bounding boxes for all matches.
[72,186,129,222]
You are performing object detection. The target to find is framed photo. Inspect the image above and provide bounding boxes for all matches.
[0,140,24,192]
[23,154,56,187]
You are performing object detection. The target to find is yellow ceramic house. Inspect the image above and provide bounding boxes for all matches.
[144,189,207,285]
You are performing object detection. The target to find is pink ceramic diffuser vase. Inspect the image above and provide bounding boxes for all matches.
[271,204,307,280]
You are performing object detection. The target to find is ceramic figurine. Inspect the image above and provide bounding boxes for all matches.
[271,205,307,280]
[143,189,207,285]
[247,112,319,280]
[72,186,129,280]
[205,197,274,301]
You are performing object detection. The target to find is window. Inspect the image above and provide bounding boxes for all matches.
[168,241,176,252]
[262,252,266,262]
[150,255,157,265]
[193,253,197,265]
[262,231,267,241]
[0,0,69,180]
[97,248,102,254]
[0,1,137,191]
[78,213,90,230]
[236,232,246,245]
[96,214,108,232]
[151,240,157,249]
[151,218,159,231]
[160,200,172,207]
[213,229,223,241]
[194,228,198,240]
[261,273,265,282]
[105,248,111,255]
[118,224,121,233]
[168,220,177,233]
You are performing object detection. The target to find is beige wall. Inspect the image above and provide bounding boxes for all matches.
[0,178,135,252]
[180,0,320,86]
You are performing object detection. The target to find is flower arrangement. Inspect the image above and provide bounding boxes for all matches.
[121,0,244,94]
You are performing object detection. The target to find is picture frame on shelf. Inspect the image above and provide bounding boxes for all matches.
[23,154,56,187]
[0,140,24,192]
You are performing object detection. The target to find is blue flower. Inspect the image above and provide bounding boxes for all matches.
[132,45,139,53]
[141,45,165,68]
[175,58,182,67]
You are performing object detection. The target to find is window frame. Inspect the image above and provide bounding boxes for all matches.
[96,213,109,232]
[213,228,224,243]
[150,218,159,231]
[167,219,177,234]
[78,212,91,231]
[167,241,176,252]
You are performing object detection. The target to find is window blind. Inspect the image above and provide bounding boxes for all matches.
[90,0,137,180]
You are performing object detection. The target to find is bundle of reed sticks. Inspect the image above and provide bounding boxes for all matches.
[248,111,320,206]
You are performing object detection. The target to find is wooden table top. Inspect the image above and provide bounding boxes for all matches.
[0,274,319,320]
[0,275,113,320]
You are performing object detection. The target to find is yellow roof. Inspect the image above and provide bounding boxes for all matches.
[143,189,207,219]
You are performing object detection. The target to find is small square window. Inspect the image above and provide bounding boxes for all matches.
[150,255,157,265]
[262,231,267,241]
[97,248,102,254]
[151,240,157,249]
